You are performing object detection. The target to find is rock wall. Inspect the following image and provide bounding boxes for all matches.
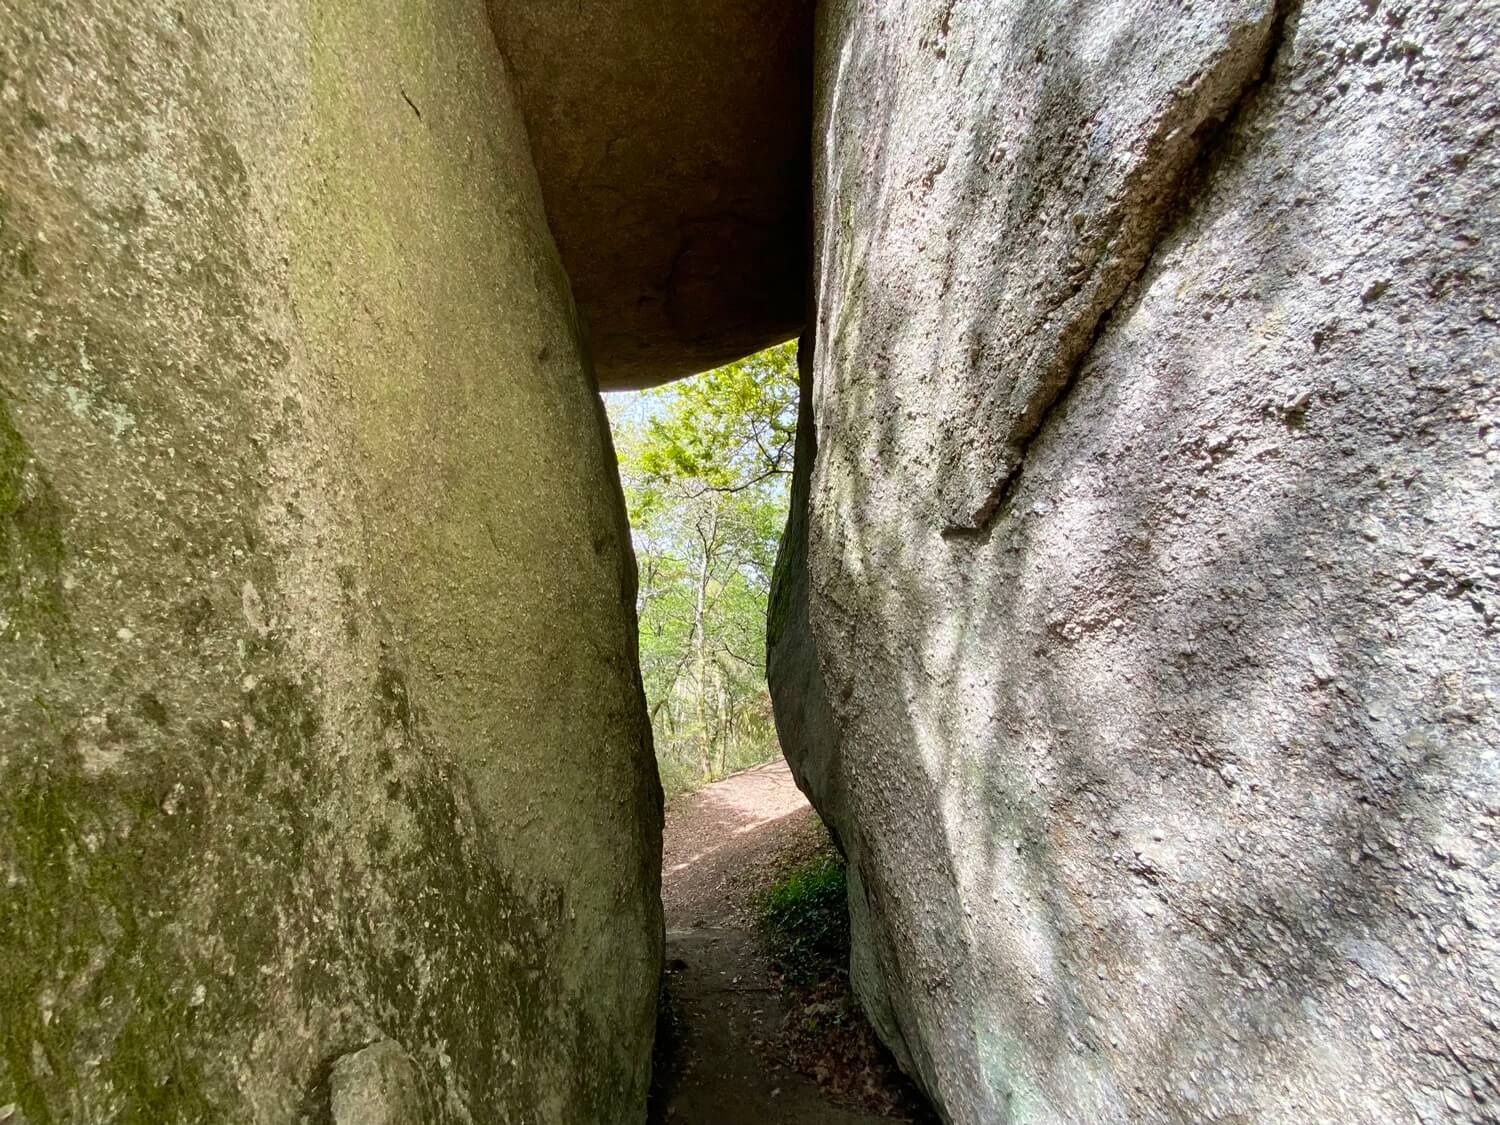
[0,1,661,1122]
[774,0,1499,1121]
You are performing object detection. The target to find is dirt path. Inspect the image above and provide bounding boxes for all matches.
[651,760,915,1125]
[662,759,828,930]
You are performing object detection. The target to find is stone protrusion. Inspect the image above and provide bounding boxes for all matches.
[328,1041,426,1125]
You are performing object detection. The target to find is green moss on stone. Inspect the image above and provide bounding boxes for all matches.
[349,657,623,1121]
[0,761,215,1123]
[0,674,332,1122]
[0,398,67,642]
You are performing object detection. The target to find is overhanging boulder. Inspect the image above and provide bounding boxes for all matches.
[489,0,815,388]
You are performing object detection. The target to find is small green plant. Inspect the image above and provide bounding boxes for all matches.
[757,851,849,986]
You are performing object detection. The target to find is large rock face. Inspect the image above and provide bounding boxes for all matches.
[0,1,660,1121]
[488,0,814,388]
[773,0,1500,1121]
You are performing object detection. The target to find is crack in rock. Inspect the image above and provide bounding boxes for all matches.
[940,0,1286,535]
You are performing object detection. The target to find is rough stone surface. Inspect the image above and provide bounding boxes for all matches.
[0,1,661,1122]
[488,0,814,389]
[774,0,1500,1121]
[328,1040,426,1125]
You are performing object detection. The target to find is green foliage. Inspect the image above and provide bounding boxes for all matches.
[608,342,797,798]
[757,852,849,986]
[631,345,797,493]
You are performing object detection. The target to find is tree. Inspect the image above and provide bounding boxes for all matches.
[608,342,798,797]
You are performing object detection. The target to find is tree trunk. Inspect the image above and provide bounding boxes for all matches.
[715,669,729,777]
[692,542,712,779]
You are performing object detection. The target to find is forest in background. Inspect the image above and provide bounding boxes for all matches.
[606,342,797,798]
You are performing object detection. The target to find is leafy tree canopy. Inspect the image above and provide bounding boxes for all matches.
[608,341,798,797]
[630,343,797,494]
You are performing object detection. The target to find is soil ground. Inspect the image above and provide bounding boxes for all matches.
[649,759,935,1125]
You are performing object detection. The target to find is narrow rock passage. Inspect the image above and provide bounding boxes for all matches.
[651,761,913,1124]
